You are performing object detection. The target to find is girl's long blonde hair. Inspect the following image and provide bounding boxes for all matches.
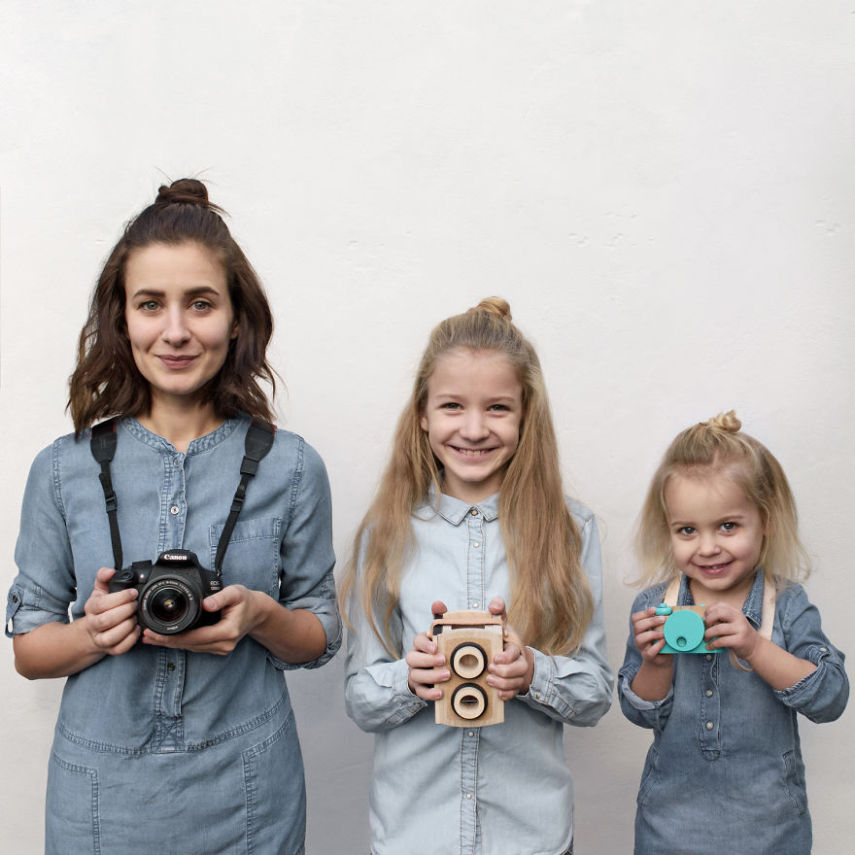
[340,297,593,657]
[636,410,809,586]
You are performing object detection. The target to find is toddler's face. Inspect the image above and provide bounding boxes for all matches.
[664,470,764,601]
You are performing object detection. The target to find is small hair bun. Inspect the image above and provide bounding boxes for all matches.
[471,296,512,321]
[705,410,742,433]
[155,178,214,210]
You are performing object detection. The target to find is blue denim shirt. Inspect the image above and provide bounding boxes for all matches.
[618,572,848,855]
[6,416,340,853]
[345,492,613,855]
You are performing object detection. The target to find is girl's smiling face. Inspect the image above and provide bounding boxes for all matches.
[664,468,765,602]
[420,348,523,504]
[124,241,236,411]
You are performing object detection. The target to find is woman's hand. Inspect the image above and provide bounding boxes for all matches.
[83,567,141,655]
[405,599,451,700]
[141,584,261,655]
[485,596,534,700]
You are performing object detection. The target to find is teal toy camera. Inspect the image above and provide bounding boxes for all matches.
[655,604,720,655]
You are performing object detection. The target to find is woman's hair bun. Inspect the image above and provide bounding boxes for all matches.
[704,410,742,433]
[155,178,219,211]
[471,296,512,321]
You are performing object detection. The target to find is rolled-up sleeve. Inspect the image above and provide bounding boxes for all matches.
[517,511,614,726]
[7,443,75,637]
[344,570,427,732]
[271,440,341,670]
[774,585,848,723]
[617,586,675,730]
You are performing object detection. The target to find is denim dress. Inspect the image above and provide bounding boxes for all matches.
[6,416,341,855]
[618,573,848,855]
[345,492,613,855]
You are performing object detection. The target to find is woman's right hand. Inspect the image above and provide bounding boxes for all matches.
[405,600,451,700]
[82,567,141,656]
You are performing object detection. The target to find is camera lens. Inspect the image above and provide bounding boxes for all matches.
[140,577,200,634]
[150,587,188,623]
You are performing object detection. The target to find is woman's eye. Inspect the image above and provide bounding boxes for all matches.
[138,300,159,311]
[192,300,212,311]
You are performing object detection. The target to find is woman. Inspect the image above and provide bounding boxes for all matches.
[6,179,340,854]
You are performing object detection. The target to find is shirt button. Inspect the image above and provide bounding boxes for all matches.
[469,508,478,516]
[705,689,713,697]
[167,663,176,672]
[820,647,828,653]
[465,793,473,799]
[706,654,713,661]
[471,602,479,609]
[467,731,475,737]
[473,541,480,548]
[169,505,180,515]
[705,721,714,730]
[535,692,542,700]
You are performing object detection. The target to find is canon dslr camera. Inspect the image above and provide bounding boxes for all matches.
[108,549,222,635]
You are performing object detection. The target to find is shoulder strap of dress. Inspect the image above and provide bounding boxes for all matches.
[90,418,123,570]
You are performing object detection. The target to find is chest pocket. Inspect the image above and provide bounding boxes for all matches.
[209,517,282,598]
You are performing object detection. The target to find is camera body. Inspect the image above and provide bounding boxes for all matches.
[108,549,222,635]
[429,610,505,727]
[655,603,720,655]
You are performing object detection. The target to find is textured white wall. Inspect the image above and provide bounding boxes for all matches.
[2,2,853,852]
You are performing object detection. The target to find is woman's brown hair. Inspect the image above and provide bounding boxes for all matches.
[340,297,594,657]
[68,178,275,434]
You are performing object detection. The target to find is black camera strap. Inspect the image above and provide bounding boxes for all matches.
[90,418,276,575]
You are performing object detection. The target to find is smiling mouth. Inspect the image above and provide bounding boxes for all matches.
[449,445,495,457]
[157,355,198,368]
[696,561,732,573]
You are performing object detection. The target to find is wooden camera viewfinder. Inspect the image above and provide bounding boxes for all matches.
[429,610,505,727]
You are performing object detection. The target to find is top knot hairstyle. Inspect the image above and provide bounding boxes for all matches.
[635,410,809,585]
[341,297,594,658]
[68,178,275,434]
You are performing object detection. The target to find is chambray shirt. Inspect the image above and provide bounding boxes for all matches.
[345,492,613,855]
[6,416,340,853]
[618,572,848,855]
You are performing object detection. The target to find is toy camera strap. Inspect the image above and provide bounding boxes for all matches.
[664,575,776,672]
[90,418,276,574]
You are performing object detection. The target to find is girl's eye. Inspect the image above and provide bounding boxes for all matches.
[677,526,695,536]
[489,404,510,412]
[440,402,462,410]
[721,521,737,532]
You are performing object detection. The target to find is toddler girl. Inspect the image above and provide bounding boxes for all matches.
[619,411,848,854]
[342,297,612,855]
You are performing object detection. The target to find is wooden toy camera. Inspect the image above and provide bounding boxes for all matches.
[429,610,505,727]
[654,603,721,655]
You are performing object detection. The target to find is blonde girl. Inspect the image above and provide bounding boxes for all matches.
[618,411,848,855]
[342,298,612,855]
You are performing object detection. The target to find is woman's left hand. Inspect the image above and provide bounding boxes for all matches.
[141,585,261,655]
[485,596,535,700]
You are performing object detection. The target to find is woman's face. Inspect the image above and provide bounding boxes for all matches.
[124,241,236,410]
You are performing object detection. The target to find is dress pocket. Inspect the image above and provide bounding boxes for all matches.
[209,517,282,597]
[243,712,306,855]
[781,749,808,815]
[46,752,100,854]
[636,744,660,806]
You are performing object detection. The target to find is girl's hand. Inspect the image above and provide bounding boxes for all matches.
[83,567,141,655]
[631,606,670,663]
[486,596,534,700]
[141,584,261,655]
[703,603,758,660]
[405,600,450,701]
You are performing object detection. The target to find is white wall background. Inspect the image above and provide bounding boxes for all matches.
[2,2,853,852]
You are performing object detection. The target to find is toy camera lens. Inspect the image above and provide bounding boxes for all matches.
[451,643,487,679]
[451,684,487,720]
[663,610,705,652]
[150,587,188,623]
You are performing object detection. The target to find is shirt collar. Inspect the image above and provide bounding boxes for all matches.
[679,569,765,626]
[121,414,244,454]
[414,487,500,525]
